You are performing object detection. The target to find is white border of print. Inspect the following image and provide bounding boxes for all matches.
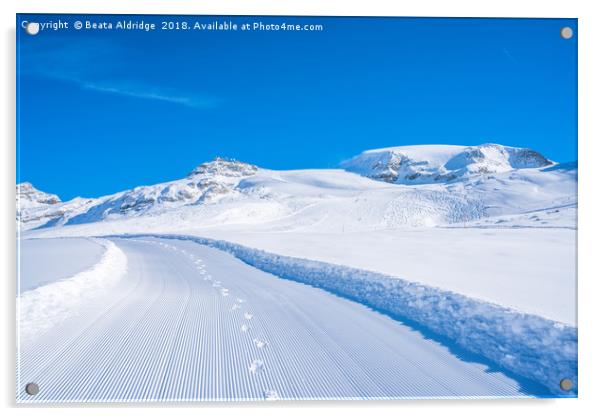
[2,1,601,415]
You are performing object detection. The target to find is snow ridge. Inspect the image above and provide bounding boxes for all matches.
[62,158,258,225]
[17,182,61,207]
[17,146,575,231]
[18,239,128,344]
[116,233,576,396]
[342,144,554,184]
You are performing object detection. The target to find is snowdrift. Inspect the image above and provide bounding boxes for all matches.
[18,239,128,344]
[116,233,577,396]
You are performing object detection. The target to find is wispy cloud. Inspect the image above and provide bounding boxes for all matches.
[19,36,221,110]
[502,47,518,65]
[81,81,220,109]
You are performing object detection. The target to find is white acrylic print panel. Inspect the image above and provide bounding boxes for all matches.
[16,14,577,402]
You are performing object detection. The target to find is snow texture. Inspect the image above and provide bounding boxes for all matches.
[18,239,127,344]
[122,233,577,396]
[17,146,576,232]
[18,237,543,402]
[16,143,577,400]
[17,182,61,207]
[341,144,553,184]
[200,227,575,324]
[18,238,106,292]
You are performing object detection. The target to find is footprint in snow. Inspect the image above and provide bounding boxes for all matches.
[244,312,253,320]
[253,338,267,349]
[241,324,250,332]
[263,390,279,400]
[212,281,222,288]
[220,288,229,297]
[236,298,245,304]
[248,359,264,375]
[231,304,241,311]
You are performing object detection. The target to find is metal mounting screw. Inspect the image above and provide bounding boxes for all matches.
[560,27,573,40]
[25,22,40,36]
[25,382,39,395]
[559,378,573,392]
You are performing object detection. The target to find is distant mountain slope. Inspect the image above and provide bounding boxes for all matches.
[16,183,95,230]
[17,182,61,208]
[341,144,553,184]
[17,145,576,232]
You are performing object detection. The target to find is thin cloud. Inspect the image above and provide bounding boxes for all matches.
[19,36,221,110]
[82,82,221,109]
[502,47,518,65]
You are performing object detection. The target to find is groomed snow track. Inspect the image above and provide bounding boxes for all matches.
[17,237,550,402]
[116,233,577,397]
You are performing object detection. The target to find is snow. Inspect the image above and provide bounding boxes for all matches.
[18,238,106,292]
[22,164,576,233]
[116,233,575,396]
[195,228,576,325]
[16,143,577,400]
[19,149,576,321]
[18,239,127,345]
[359,144,467,165]
[17,237,546,402]
[21,158,576,323]
[17,182,61,208]
[341,144,554,184]
[16,182,100,231]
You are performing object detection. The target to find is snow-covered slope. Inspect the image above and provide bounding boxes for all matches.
[18,237,547,402]
[17,145,578,400]
[61,158,260,226]
[16,183,96,231]
[341,144,553,184]
[17,158,261,230]
[20,147,576,326]
[17,145,576,233]
[17,182,61,208]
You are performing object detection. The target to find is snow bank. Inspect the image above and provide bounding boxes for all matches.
[120,233,576,396]
[18,239,128,344]
[19,238,106,292]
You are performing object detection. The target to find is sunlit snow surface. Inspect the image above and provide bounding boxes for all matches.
[17,146,577,401]
[18,237,551,402]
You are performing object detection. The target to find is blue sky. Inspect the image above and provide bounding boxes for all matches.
[17,15,577,200]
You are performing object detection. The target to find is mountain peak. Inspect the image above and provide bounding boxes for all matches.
[342,143,554,184]
[188,157,258,178]
[17,182,61,206]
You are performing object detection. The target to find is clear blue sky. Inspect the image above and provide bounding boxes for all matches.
[17,15,577,200]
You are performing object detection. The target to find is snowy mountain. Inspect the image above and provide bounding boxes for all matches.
[16,145,576,232]
[17,182,61,208]
[18,158,259,230]
[341,144,553,184]
[16,183,95,230]
[17,145,577,400]
[80,157,257,217]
